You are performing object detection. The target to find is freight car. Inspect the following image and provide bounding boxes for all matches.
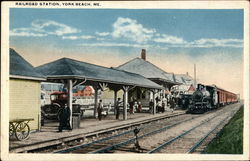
[187,84,238,114]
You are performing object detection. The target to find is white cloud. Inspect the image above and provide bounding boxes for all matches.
[95,32,110,36]
[78,42,151,48]
[152,37,243,48]
[31,20,80,36]
[10,20,80,37]
[62,36,79,40]
[153,34,187,44]
[187,38,243,48]
[10,28,47,37]
[62,35,95,40]
[112,17,156,43]
[96,37,106,41]
[80,35,95,39]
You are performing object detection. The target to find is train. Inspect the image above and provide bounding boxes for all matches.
[187,83,239,114]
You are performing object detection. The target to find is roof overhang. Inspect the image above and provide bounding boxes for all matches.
[10,75,46,81]
[149,78,181,85]
[45,75,163,90]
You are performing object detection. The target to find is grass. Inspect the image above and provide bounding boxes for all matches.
[204,106,243,154]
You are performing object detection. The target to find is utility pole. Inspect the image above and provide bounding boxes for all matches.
[194,64,197,88]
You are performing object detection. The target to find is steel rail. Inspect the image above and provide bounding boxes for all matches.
[90,116,199,154]
[55,105,235,154]
[54,129,132,153]
[54,112,186,153]
[147,109,235,154]
[186,116,229,153]
[201,106,242,154]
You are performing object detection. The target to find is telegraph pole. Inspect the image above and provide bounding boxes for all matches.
[194,64,197,88]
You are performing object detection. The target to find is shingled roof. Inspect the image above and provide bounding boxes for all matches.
[173,74,185,84]
[35,57,162,89]
[9,48,45,80]
[117,58,176,84]
[175,74,194,85]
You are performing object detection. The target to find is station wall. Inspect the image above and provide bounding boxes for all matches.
[9,79,40,131]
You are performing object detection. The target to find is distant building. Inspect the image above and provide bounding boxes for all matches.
[41,82,64,104]
[171,73,195,96]
[9,48,45,131]
[41,83,94,104]
[73,85,93,97]
[174,73,194,86]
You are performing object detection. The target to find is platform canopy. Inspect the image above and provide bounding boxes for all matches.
[35,57,163,90]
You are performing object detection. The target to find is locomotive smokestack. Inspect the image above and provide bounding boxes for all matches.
[141,49,146,60]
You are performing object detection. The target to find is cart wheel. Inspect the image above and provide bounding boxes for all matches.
[15,122,30,141]
[9,123,15,137]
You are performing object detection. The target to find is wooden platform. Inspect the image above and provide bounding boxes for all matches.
[9,110,185,153]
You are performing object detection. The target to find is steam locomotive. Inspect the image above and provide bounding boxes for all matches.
[187,84,238,114]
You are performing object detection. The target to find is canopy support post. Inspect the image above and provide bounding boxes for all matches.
[123,86,129,120]
[152,89,158,115]
[67,79,73,129]
[93,86,100,118]
[114,89,118,115]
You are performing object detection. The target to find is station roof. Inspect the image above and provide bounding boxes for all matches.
[116,58,177,84]
[9,48,45,81]
[36,57,163,89]
[173,74,186,84]
[174,74,194,85]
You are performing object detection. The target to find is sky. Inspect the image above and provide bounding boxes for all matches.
[9,9,244,97]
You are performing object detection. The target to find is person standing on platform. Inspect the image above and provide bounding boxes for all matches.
[116,98,122,119]
[97,99,103,121]
[129,101,134,114]
[170,97,175,112]
[58,104,71,132]
[138,102,142,113]
[133,101,138,113]
[149,99,154,113]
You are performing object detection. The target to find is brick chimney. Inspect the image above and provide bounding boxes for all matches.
[141,49,146,60]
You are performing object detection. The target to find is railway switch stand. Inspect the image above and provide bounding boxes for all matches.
[133,127,143,152]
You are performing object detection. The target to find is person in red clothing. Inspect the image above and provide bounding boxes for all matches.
[138,102,142,113]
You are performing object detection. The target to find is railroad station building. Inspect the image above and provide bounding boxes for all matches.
[9,48,45,131]
[116,49,181,106]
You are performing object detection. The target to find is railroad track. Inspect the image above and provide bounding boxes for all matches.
[54,114,197,153]
[54,103,241,154]
[148,105,241,153]
[24,111,185,153]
